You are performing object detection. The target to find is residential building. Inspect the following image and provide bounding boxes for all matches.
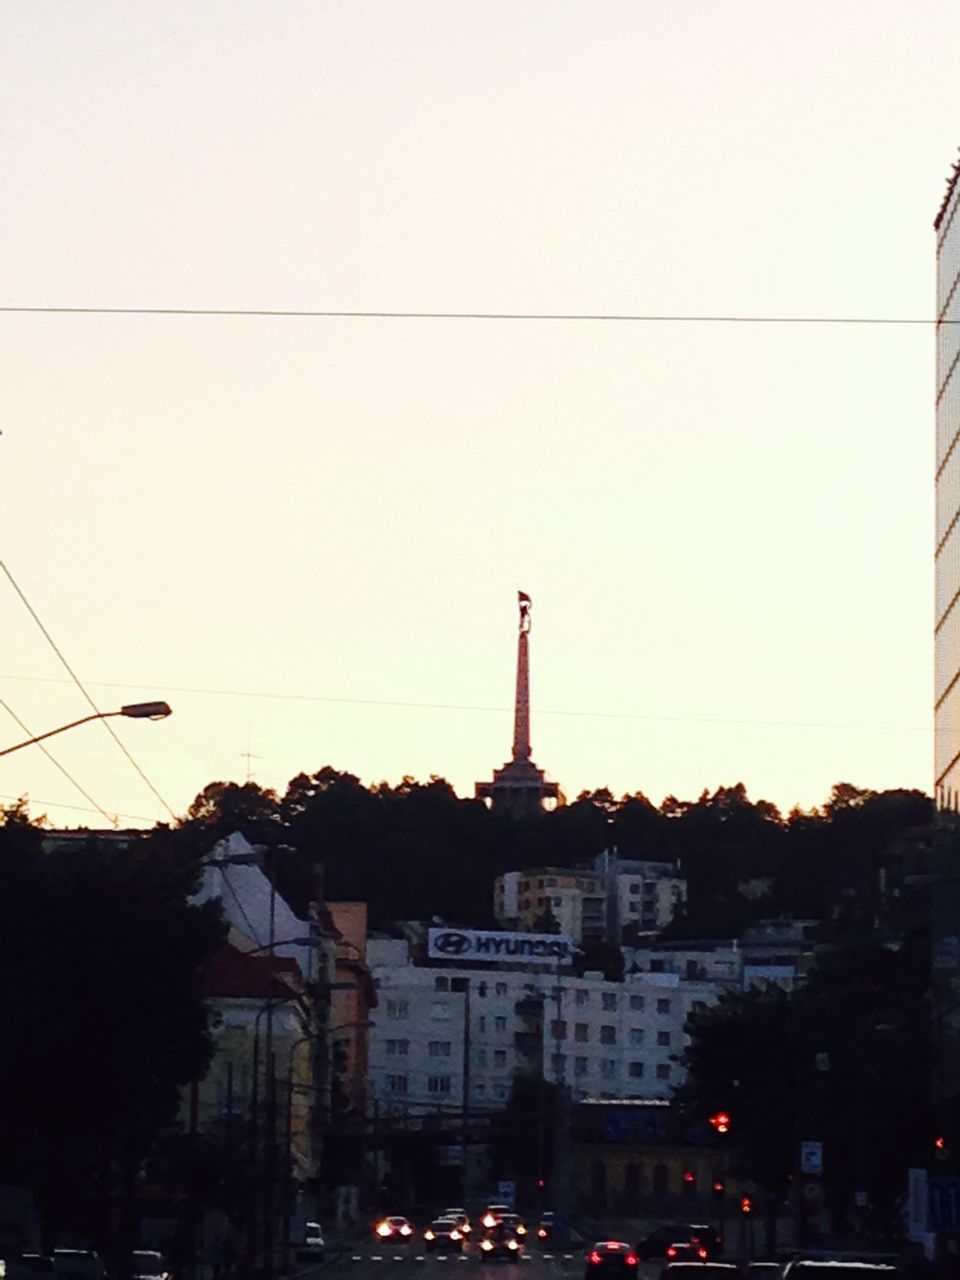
[936,158,960,809]
[366,939,723,1115]
[494,867,606,943]
[327,901,376,1117]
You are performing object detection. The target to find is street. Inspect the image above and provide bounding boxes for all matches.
[297,1247,590,1280]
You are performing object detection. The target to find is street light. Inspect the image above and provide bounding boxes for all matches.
[0,701,172,757]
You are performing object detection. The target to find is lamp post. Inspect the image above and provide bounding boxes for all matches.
[0,701,172,756]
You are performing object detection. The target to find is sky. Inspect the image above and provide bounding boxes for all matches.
[0,0,955,828]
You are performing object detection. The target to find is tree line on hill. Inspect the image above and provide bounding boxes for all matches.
[178,768,934,938]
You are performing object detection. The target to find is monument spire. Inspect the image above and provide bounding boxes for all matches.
[512,591,532,762]
[476,590,560,816]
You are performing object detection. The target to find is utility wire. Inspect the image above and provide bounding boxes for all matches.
[0,792,155,824]
[0,560,176,818]
[0,699,118,827]
[0,304,950,325]
[0,671,933,735]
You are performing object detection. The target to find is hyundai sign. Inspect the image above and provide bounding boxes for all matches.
[427,927,575,966]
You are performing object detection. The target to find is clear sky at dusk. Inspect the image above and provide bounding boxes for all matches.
[1,1,953,826]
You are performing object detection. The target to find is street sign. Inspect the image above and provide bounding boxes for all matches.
[497,1181,516,1208]
[929,1177,960,1230]
[800,1141,823,1175]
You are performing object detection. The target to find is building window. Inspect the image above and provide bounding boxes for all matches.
[551,985,564,1001]
[629,1061,644,1078]
[575,1023,589,1043]
[552,1020,567,1040]
[476,1049,488,1067]
[650,960,665,972]
[576,989,590,1006]
[430,1002,451,1021]
[495,982,508,996]
[600,1025,617,1045]
[386,1039,409,1056]
[656,1063,671,1080]
[629,902,639,913]
[386,1074,408,1094]
[435,976,450,991]
[602,992,618,1011]
[429,1041,452,1058]
[477,1016,486,1033]
[656,998,672,1014]
[629,995,645,1011]
[493,1077,509,1099]
[657,1031,671,1046]
[575,1057,588,1076]
[630,883,640,893]
[386,999,409,1019]
[551,1053,566,1075]
[427,1076,452,1095]
[478,983,487,997]
[495,1016,507,1032]
[600,1059,617,1079]
[494,1049,507,1066]
[629,1028,644,1047]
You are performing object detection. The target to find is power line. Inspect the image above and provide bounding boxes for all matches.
[0,791,154,825]
[0,671,932,735]
[0,304,948,325]
[0,560,176,818]
[0,700,118,826]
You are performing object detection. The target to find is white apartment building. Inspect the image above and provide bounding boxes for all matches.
[367,938,722,1117]
[494,856,685,945]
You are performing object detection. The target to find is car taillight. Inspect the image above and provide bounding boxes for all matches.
[376,1224,391,1237]
[451,1232,461,1241]
[462,1225,472,1233]
[508,1241,518,1251]
[483,1215,496,1228]
[698,1250,708,1260]
[626,1257,639,1268]
[538,1229,548,1238]
[666,1248,677,1258]
[517,1226,527,1235]
[400,1226,412,1236]
[481,1240,494,1252]
[424,1232,435,1241]
[589,1253,603,1265]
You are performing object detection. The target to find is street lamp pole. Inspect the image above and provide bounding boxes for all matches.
[0,701,172,757]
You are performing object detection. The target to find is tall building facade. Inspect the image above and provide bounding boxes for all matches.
[936,162,960,808]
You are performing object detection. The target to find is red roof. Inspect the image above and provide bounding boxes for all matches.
[204,943,304,999]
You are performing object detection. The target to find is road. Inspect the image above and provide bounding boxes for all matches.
[299,1244,588,1280]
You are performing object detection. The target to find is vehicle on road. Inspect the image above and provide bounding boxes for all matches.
[480,1204,512,1229]
[639,1226,721,1261]
[423,1220,465,1253]
[373,1217,414,1242]
[585,1241,639,1279]
[129,1251,171,1280]
[443,1210,472,1236]
[495,1214,527,1239]
[52,1252,103,1280]
[782,1262,902,1280]
[535,1212,555,1241]
[477,1223,522,1262]
[296,1224,326,1262]
[660,1264,741,1280]
[666,1244,710,1262]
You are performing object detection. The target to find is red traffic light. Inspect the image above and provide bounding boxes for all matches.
[712,1179,726,1196]
[710,1111,731,1134]
[740,1196,752,1215]
[683,1170,696,1184]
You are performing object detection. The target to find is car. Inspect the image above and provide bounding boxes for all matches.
[52,1253,103,1280]
[495,1214,528,1239]
[782,1262,902,1280]
[660,1265,741,1280]
[443,1209,473,1236]
[423,1220,465,1253]
[129,1252,171,1280]
[480,1205,512,1229]
[296,1224,326,1262]
[585,1242,640,1279]
[639,1226,722,1262]
[373,1217,415,1242]
[477,1223,522,1262]
[535,1213,556,1243]
[665,1245,711,1263]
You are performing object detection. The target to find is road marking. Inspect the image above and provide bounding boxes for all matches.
[371,1256,383,1262]
[415,1257,426,1263]
[394,1257,404,1262]
[351,1257,363,1263]
[563,1255,575,1260]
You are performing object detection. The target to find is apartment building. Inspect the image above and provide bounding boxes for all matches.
[366,938,723,1117]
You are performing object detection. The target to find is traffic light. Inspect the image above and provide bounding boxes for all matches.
[682,1170,696,1184]
[740,1196,752,1215]
[936,1136,948,1160]
[712,1178,726,1199]
[710,1111,731,1135]
[537,1177,546,1190]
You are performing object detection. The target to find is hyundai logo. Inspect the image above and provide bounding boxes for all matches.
[432,931,471,955]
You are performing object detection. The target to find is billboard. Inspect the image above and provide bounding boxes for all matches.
[427,927,575,966]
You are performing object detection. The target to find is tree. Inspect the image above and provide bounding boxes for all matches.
[0,815,226,1245]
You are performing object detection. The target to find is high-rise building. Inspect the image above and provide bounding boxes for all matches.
[935,159,960,808]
